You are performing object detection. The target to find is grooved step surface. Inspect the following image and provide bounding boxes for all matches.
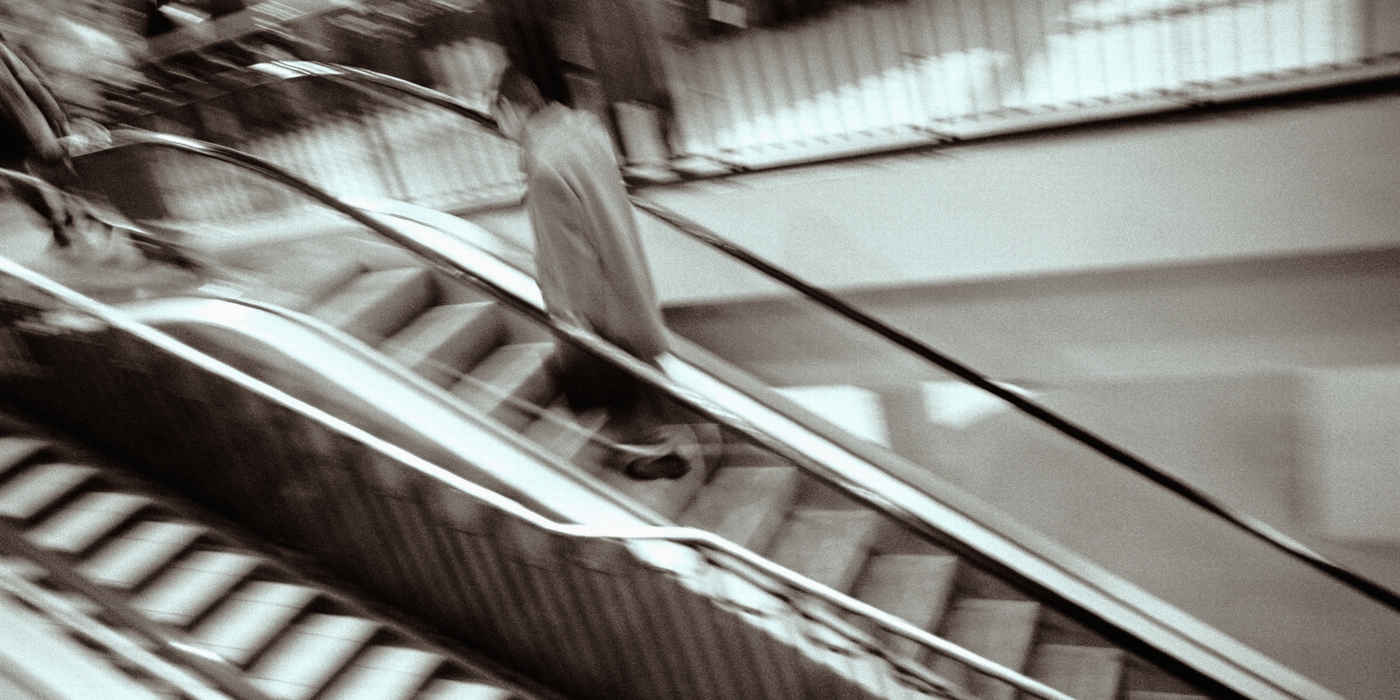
[191,581,321,666]
[77,521,207,590]
[131,550,264,627]
[27,492,153,554]
[1027,644,1125,700]
[318,646,443,700]
[0,437,48,478]
[248,614,380,700]
[385,302,501,387]
[417,679,515,700]
[678,466,801,553]
[766,508,883,592]
[310,267,435,345]
[0,464,97,521]
[456,342,556,431]
[851,553,959,656]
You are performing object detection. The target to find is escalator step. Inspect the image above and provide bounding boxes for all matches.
[247,614,380,700]
[1026,644,1124,700]
[416,679,515,700]
[242,256,365,312]
[318,646,444,700]
[26,492,153,554]
[455,342,556,431]
[77,521,208,590]
[0,437,49,478]
[934,598,1041,700]
[309,267,435,346]
[0,464,97,522]
[678,466,801,553]
[766,509,883,592]
[191,581,321,666]
[130,550,263,627]
[384,302,503,387]
[851,553,959,657]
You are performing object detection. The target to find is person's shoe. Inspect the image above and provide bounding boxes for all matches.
[619,424,703,481]
[623,449,691,480]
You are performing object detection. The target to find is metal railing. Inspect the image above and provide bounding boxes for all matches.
[660,0,1399,167]
[129,0,1400,176]
[0,255,1077,700]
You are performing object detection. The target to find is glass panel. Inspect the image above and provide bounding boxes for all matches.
[629,204,1400,699]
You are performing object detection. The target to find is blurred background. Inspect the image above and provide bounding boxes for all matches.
[2,2,1400,700]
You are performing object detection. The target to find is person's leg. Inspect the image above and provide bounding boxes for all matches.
[549,342,703,480]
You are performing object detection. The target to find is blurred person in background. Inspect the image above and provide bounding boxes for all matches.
[491,65,714,480]
[0,0,195,278]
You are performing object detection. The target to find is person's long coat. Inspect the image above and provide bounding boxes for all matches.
[519,103,670,361]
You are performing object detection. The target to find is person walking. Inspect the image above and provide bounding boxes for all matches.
[491,65,707,480]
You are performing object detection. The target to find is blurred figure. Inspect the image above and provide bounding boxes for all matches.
[0,6,196,277]
[0,0,141,123]
[492,65,711,480]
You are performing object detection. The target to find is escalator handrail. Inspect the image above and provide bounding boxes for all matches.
[267,60,1400,616]
[0,253,1075,700]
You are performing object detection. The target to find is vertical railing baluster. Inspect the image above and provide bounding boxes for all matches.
[692,42,726,158]
[1025,0,1055,107]
[801,20,836,140]
[855,4,885,130]
[898,0,927,128]
[743,28,781,150]
[895,0,933,127]
[975,0,1007,112]
[1004,0,1030,109]
[777,25,815,145]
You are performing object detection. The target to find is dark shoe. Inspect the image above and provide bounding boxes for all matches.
[623,449,691,480]
[619,424,703,481]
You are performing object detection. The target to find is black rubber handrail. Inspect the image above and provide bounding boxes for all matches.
[265,61,1400,616]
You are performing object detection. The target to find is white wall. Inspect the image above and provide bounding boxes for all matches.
[637,91,1400,304]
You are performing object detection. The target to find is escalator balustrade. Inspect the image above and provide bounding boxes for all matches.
[167,222,1213,700]
[0,421,543,700]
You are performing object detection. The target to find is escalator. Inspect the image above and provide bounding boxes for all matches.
[0,65,1386,699]
[0,121,1357,700]
[0,403,557,700]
